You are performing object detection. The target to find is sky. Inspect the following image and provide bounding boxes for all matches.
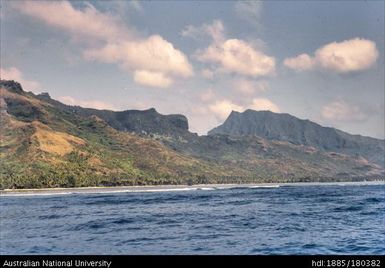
[1,0,384,139]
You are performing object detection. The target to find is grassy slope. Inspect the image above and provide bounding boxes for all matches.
[0,84,383,189]
[0,87,235,188]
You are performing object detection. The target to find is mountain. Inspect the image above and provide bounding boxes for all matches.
[209,110,385,167]
[0,80,229,188]
[0,80,383,189]
[36,93,191,137]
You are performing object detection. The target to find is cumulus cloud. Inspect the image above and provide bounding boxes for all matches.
[249,98,280,113]
[283,54,315,72]
[284,38,378,73]
[321,101,367,122]
[14,1,193,88]
[208,97,280,120]
[315,38,378,73]
[196,38,275,77]
[209,100,244,120]
[58,96,117,111]
[14,1,130,42]
[183,20,275,78]
[133,70,173,88]
[84,35,193,79]
[0,67,41,92]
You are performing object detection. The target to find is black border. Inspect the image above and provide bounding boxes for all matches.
[1,255,384,268]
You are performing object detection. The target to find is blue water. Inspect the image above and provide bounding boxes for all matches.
[1,183,384,254]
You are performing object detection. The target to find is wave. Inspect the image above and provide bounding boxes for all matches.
[2,181,381,197]
[0,184,279,197]
[197,187,216,191]
[248,185,280,188]
[0,184,284,197]
[0,187,200,197]
[0,191,75,197]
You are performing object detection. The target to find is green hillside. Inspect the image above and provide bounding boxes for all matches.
[0,80,383,189]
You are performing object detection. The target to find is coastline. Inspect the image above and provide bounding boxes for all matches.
[1,180,384,197]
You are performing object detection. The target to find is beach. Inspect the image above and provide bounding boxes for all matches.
[1,181,383,196]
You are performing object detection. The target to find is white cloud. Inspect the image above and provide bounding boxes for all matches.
[190,95,280,134]
[181,20,224,42]
[284,38,378,73]
[233,79,269,95]
[14,1,193,88]
[14,1,130,42]
[209,100,244,120]
[133,70,173,88]
[196,38,275,77]
[58,96,117,111]
[84,35,193,79]
[183,20,274,78]
[234,1,263,29]
[208,97,280,121]
[187,110,219,135]
[0,67,41,93]
[249,98,280,113]
[315,38,378,73]
[283,53,315,72]
[321,101,367,122]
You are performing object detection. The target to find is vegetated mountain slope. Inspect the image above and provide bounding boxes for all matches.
[0,81,230,188]
[158,133,384,182]
[208,110,385,167]
[0,80,383,189]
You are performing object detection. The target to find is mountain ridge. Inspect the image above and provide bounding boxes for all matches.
[214,109,382,140]
[1,79,383,189]
[35,91,192,137]
[208,109,384,167]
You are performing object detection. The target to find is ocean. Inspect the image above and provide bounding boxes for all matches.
[1,182,384,254]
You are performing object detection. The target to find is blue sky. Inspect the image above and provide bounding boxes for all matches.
[1,0,384,138]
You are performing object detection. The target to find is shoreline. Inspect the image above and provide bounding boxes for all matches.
[1,180,384,197]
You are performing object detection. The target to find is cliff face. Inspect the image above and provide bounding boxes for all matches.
[208,110,385,167]
[71,107,189,137]
[34,93,190,137]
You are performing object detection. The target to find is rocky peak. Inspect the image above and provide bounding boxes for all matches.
[37,92,51,100]
[0,80,24,94]
[208,109,385,167]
